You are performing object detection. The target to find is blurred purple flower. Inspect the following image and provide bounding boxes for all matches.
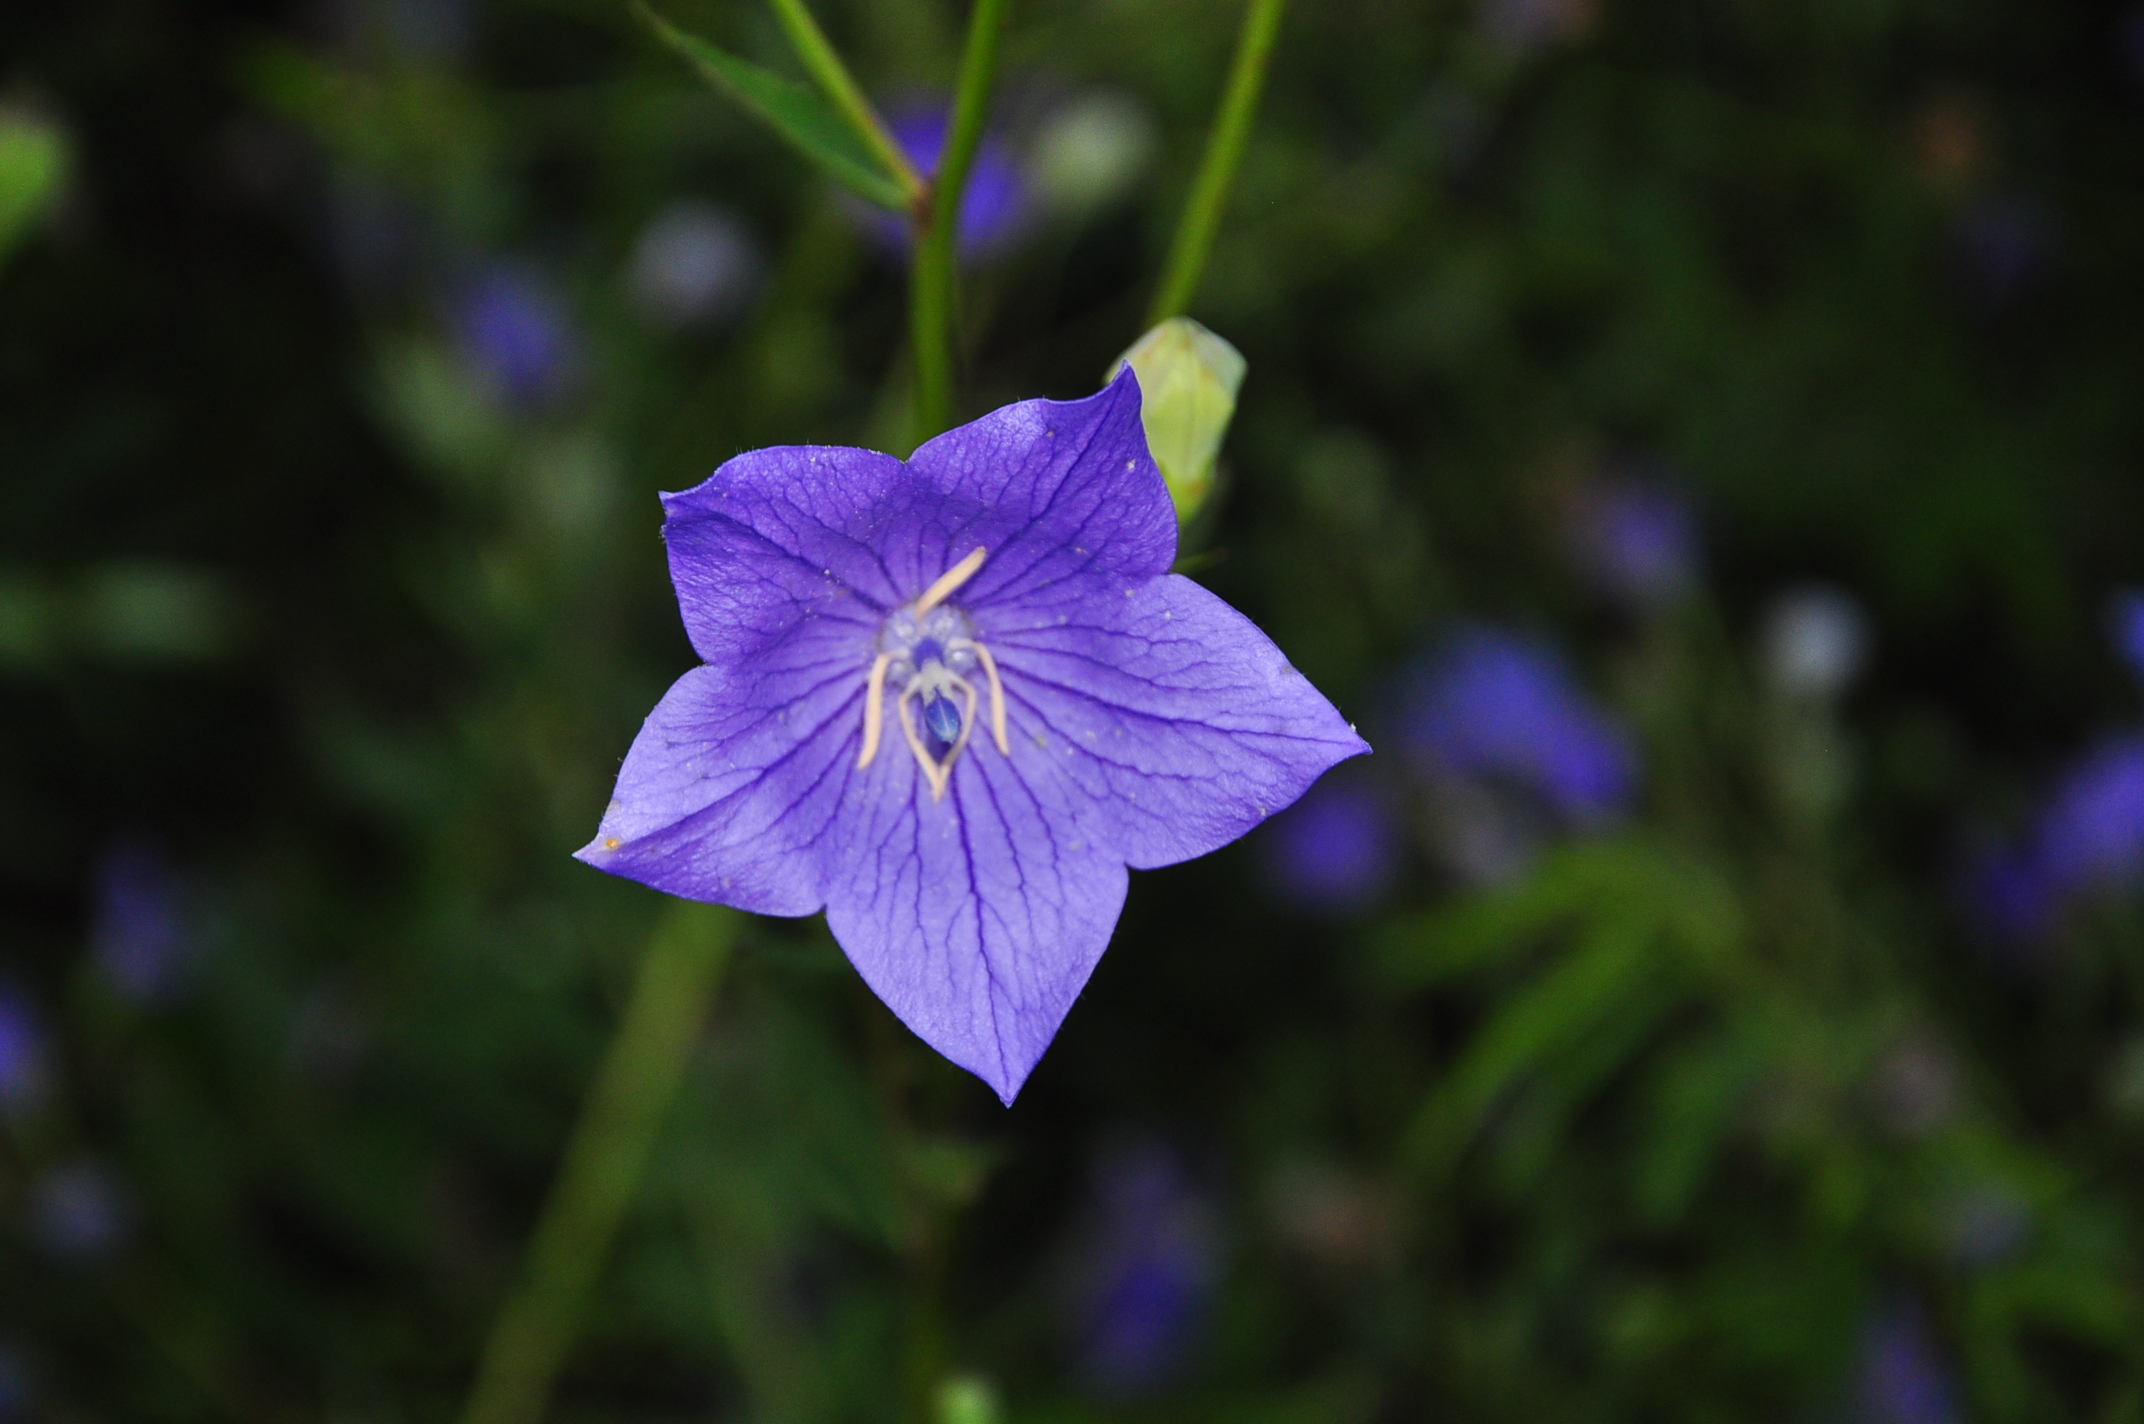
[452,264,579,404]
[1853,1301,1960,1424]
[90,841,190,1002]
[869,105,1030,259]
[1963,841,2058,944]
[1400,626,1636,826]
[0,989,48,1111]
[1950,194,2055,308]
[2035,734,2144,894]
[29,1161,130,1262]
[1965,734,2144,945]
[1257,777,1399,913]
[1563,476,1699,611]
[1063,1138,1218,1397]
[2109,588,2144,686]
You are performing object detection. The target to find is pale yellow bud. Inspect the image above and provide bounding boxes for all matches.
[0,108,70,265]
[1108,317,1246,524]
[935,1375,1001,1424]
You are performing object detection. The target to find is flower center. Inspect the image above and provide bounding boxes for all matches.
[855,546,1011,800]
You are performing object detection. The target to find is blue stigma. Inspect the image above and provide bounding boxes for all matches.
[912,637,945,665]
[922,692,963,745]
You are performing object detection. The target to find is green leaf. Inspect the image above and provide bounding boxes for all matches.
[1400,917,1662,1173]
[1631,1028,1763,1225]
[631,2,907,210]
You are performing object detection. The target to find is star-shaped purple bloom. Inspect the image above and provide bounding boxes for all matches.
[578,375,1365,1101]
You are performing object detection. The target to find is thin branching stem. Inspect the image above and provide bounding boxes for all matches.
[1147,0,1288,326]
[907,0,1011,449]
[765,0,927,204]
[457,904,737,1424]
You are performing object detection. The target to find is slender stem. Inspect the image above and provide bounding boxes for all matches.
[1146,0,1289,326]
[457,902,738,1424]
[907,0,1011,449]
[765,0,928,204]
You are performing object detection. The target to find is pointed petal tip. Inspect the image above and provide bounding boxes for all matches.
[935,1031,1039,1106]
[572,833,624,870]
[978,1055,1034,1107]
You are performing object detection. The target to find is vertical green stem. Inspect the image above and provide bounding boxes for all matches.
[1146,0,1289,326]
[458,902,737,1424]
[907,0,1012,449]
[764,0,927,203]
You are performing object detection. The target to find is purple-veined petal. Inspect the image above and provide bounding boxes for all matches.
[823,742,1129,1104]
[659,376,1170,666]
[907,372,1176,611]
[576,632,870,914]
[660,444,915,665]
[981,574,1369,870]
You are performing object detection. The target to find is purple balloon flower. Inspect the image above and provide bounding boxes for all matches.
[1963,736,2144,946]
[868,106,1030,259]
[1562,477,1699,611]
[1962,841,2057,943]
[1257,776,1399,913]
[90,840,190,1002]
[452,264,579,404]
[578,375,1367,1102]
[29,1160,131,1262]
[1062,1137,1217,1396]
[0,989,48,1112]
[1854,1300,1960,1424]
[2033,733,2144,893]
[1400,627,1635,826]
[2109,588,2144,686]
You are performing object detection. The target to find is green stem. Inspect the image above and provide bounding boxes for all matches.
[907,0,1011,449]
[765,0,928,204]
[457,902,737,1424]
[1146,0,1289,326]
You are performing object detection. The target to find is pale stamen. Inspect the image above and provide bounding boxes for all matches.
[967,640,1011,755]
[856,652,892,769]
[914,545,987,618]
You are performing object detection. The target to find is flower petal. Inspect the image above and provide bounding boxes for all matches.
[575,640,866,915]
[823,742,1127,1104]
[657,376,1171,668]
[905,371,1176,611]
[660,444,918,666]
[983,574,1370,870]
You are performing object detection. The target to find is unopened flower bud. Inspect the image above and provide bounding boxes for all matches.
[935,1375,1001,1424]
[1108,318,1246,524]
[0,108,71,264]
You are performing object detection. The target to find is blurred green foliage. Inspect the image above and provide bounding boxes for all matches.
[6,0,2144,1421]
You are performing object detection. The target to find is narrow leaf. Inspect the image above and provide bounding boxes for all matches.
[631,2,907,209]
[1400,917,1658,1173]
